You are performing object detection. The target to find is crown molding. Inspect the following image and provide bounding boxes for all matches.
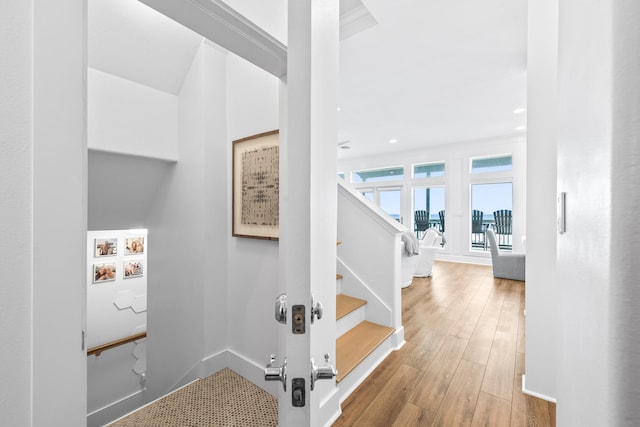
[140,0,287,78]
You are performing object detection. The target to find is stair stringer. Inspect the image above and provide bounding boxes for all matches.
[336,256,392,328]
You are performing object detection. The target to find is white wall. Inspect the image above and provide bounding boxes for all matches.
[145,42,229,399]
[524,0,557,401]
[0,0,34,424]
[226,53,281,390]
[88,67,178,160]
[337,136,526,265]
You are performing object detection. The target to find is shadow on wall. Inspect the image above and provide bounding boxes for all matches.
[88,150,176,230]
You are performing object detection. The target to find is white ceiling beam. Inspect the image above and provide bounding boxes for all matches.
[139,0,287,78]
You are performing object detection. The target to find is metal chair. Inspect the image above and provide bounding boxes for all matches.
[492,209,512,250]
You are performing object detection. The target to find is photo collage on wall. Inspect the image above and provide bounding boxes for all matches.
[93,236,145,284]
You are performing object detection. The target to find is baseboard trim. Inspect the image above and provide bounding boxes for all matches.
[521,374,557,403]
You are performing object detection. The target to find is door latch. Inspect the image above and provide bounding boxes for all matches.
[311,294,323,324]
[310,354,338,390]
[275,293,287,324]
[264,354,287,391]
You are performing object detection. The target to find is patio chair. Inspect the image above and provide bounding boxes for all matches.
[471,209,485,248]
[493,209,512,250]
[414,210,429,239]
[438,210,445,233]
[486,228,525,281]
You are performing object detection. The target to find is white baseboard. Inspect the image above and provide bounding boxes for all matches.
[87,389,146,427]
[521,374,557,403]
[436,253,492,266]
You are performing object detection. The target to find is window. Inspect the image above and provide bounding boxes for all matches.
[379,188,402,222]
[352,166,404,183]
[413,186,445,237]
[471,155,512,173]
[413,162,445,178]
[471,182,513,251]
[337,172,345,180]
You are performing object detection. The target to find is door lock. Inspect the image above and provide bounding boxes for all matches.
[310,354,338,390]
[264,354,287,391]
[291,378,305,407]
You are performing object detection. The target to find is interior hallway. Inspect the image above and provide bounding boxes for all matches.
[333,261,555,426]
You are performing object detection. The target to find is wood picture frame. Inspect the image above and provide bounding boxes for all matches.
[232,130,279,240]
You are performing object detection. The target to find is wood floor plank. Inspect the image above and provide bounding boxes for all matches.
[410,335,469,412]
[462,314,500,366]
[350,364,422,427]
[391,402,434,427]
[471,391,512,427]
[431,359,486,426]
[526,393,553,427]
[510,351,527,427]
[481,330,517,401]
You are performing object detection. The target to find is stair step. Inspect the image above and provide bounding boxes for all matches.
[335,321,394,383]
[336,294,366,320]
[336,273,343,280]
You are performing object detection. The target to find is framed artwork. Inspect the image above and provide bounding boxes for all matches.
[95,238,118,257]
[125,237,145,255]
[232,130,279,240]
[93,263,117,283]
[123,260,144,279]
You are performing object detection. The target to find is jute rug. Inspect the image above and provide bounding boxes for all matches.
[109,368,278,426]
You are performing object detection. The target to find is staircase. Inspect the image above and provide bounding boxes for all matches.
[334,244,396,396]
[333,181,406,403]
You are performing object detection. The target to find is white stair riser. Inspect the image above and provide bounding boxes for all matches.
[336,305,365,338]
[336,277,342,295]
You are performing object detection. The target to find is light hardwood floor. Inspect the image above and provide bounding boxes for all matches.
[332,261,555,427]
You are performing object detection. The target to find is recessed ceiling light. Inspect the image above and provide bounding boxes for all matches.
[337,107,341,112]
[513,108,526,114]
[389,138,398,144]
[516,126,526,131]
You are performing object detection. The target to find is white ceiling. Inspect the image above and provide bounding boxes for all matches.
[88,0,528,160]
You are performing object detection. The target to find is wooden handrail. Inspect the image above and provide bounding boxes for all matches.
[87,331,147,356]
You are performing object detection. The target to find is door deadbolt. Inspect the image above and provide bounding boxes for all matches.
[292,305,305,334]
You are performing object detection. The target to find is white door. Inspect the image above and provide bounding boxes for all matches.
[277,1,340,425]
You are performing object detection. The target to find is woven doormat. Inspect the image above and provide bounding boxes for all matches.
[110,368,278,426]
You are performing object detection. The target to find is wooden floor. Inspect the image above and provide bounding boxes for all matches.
[333,261,555,427]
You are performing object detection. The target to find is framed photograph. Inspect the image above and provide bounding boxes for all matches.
[95,238,118,257]
[125,237,145,255]
[232,130,279,240]
[93,263,117,283]
[123,260,144,279]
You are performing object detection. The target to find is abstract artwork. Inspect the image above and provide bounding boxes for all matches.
[232,130,279,240]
